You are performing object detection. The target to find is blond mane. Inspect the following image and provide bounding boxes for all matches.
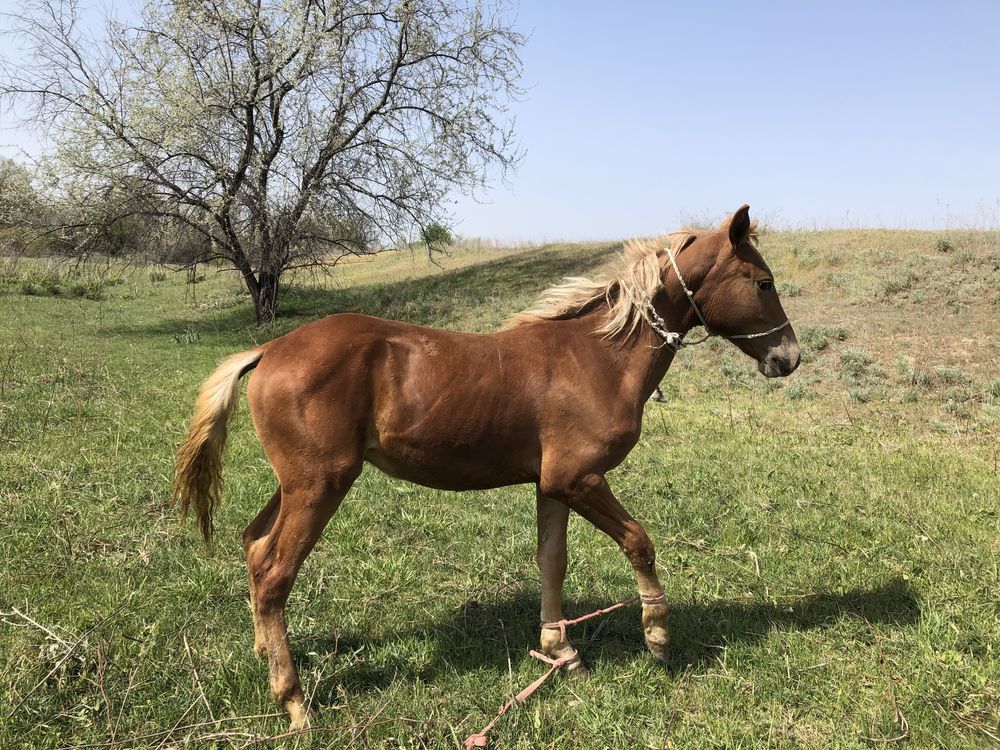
[506,218,760,339]
[505,230,700,338]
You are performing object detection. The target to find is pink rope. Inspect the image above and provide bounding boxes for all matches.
[464,593,663,749]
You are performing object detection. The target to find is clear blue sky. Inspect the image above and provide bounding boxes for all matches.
[451,1,1000,240]
[2,1,999,240]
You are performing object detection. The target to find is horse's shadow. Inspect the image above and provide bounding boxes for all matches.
[297,577,920,701]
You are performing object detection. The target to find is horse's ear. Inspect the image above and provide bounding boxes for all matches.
[728,204,751,247]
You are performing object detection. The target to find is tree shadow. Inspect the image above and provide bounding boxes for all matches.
[105,243,620,339]
[297,577,920,701]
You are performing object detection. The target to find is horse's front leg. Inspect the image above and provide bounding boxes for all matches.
[541,471,669,660]
[535,490,589,676]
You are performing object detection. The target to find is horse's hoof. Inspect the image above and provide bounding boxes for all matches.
[286,701,312,731]
[644,627,670,662]
[565,660,590,679]
[253,642,267,659]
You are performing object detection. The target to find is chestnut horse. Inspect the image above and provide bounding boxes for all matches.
[174,205,799,728]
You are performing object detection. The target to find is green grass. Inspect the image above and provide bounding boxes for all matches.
[1,232,998,749]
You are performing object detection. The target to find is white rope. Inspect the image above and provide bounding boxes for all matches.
[726,319,792,339]
[646,249,791,350]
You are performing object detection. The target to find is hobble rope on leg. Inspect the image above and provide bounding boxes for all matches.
[464,593,650,749]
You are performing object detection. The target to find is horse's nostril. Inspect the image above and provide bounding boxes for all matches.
[766,352,793,375]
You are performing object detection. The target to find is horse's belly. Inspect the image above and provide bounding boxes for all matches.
[364,434,538,491]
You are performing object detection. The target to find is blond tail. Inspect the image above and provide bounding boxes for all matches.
[173,348,265,544]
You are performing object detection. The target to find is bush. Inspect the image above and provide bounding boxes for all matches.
[935,238,954,253]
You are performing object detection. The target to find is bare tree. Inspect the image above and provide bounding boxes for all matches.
[1,0,523,322]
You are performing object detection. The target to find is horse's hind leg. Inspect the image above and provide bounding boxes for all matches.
[536,490,588,677]
[243,488,281,657]
[247,469,359,729]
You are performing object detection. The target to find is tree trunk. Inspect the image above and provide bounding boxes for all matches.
[252,270,280,325]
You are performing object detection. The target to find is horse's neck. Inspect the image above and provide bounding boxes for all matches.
[618,281,704,401]
[570,299,684,409]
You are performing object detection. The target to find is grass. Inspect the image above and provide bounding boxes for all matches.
[1,231,998,749]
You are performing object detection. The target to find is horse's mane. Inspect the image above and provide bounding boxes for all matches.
[506,219,760,339]
[505,229,700,338]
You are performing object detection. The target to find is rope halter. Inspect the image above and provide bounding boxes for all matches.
[646,247,791,351]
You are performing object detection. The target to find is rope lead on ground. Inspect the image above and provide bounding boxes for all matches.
[463,593,647,748]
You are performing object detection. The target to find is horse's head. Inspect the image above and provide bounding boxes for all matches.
[673,205,800,378]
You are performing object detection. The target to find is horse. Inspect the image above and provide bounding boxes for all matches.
[173,204,800,728]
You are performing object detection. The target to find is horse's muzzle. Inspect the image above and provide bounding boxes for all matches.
[759,342,801,378]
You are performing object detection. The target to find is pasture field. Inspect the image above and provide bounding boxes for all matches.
[1,229,998,749]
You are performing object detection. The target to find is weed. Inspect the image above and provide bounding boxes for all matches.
[777,281,801,297]
[172,327,201,344]
[791,245,821,269]
[985,379,1000,401]
[800,324,848,354]
[878,270,918,296]
[720,356,751,385]
[149,269,168,283]
[849,386,872,403]
[934,365,970,385]
[944,399,973,419]
[935,238,954,253]
[785,382,813,400]
[928,417,956,433]
[946,298,968,315]
[896,356,934,389]
[66,280,106,300]
[839,346,873,373]
[824,272,853,291]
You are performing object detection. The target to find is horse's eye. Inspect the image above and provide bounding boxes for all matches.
[756,279,774,292]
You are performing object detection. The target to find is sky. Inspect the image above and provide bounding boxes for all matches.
[450,1,1000,240]
[2,1,999,241]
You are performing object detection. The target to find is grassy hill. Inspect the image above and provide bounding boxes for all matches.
[1,229,997,748]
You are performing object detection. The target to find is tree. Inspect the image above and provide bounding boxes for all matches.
[420,220,453,249]
[0,157,40,229]
[1,0,523,322]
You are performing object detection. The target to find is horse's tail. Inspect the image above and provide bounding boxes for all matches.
[174,347,266,544]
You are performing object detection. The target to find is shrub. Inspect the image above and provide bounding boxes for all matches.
[18,271,63,296]
[879,270,918,296]
[934,365,970,384]
[800,324,848,353]
[849,387,872,403]
[935,238,954,253]
[68,280,105,300]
